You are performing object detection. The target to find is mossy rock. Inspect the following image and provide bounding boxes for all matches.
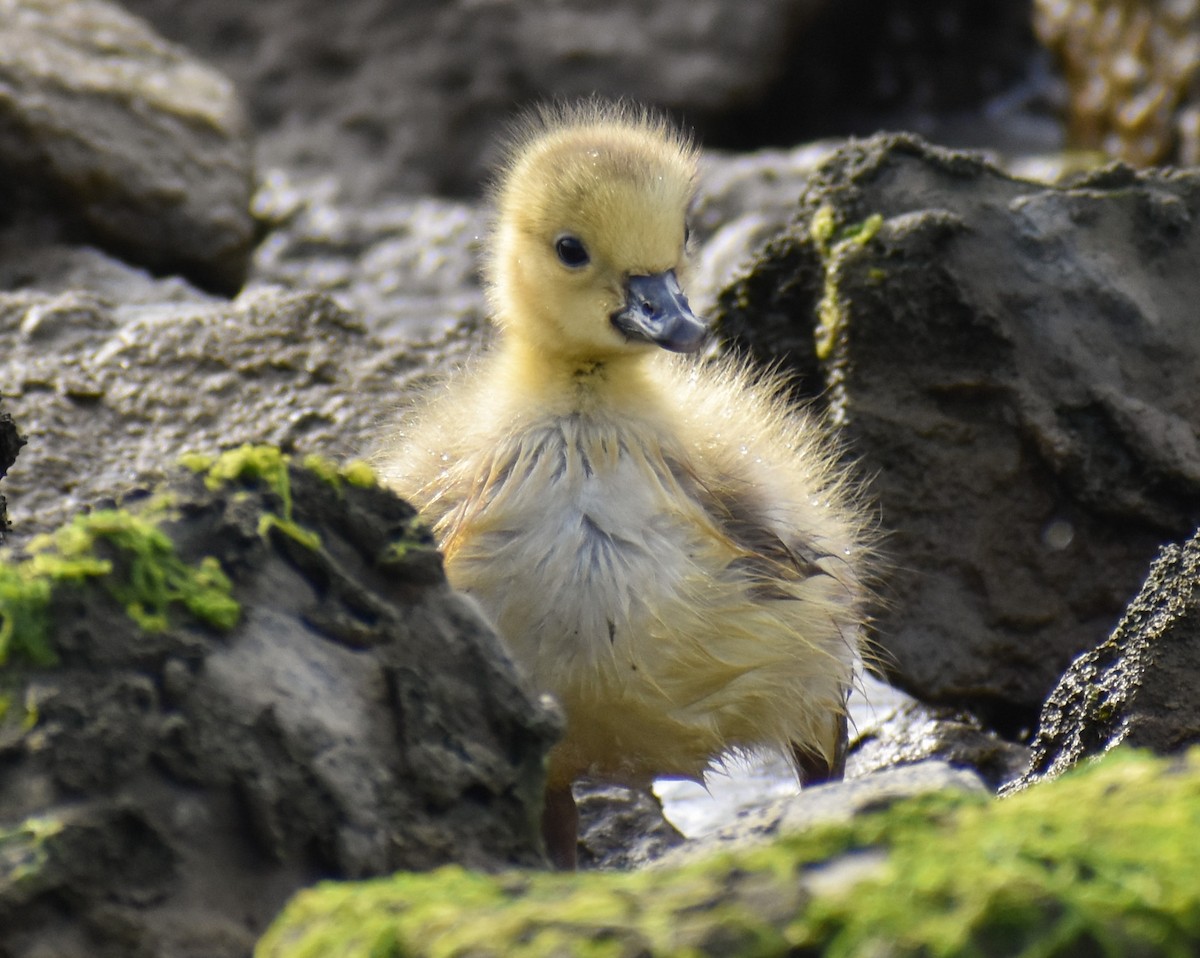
[259,747,1200,958]
[0,445,558,957]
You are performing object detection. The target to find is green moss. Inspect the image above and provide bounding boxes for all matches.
[340,460,377,489]
[0,508,240,667]
[810,207,883,362]
[0,815,63,889]
[301,453,379,493]
[300,453,342,487]
[186,445,321,550]
[258,749,1200,958]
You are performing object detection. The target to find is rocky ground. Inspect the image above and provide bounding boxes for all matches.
[2,0,1200,955]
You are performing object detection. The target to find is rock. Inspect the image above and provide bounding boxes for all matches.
[113,0,830,199]
[0,447,559,957]
[849,699,1030,792]
[0,0,256,293]
[709,0,1048,152]
[0,407,23,540]
[249,171,487,343]
[716,134,1200,731]
[258,747,1200,957]
[1014,529,1200,790]
[688,143,839,314]
[575,782,685,871]
[0,285,477,536]
[1035,0,1200,167]
[661,760,986,865]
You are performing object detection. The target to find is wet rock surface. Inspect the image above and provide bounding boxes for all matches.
[0,452,558,957]
[1015,528,1200,789]
[575,782,686,871]
[659,760,987,866]
[718,134,1200,730]
[0,0,256,294]
[849,698,1030,792]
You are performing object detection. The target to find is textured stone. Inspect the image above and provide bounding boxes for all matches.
[717,134,1200,730]
[849,699,1030,792]
[0,451,558,957]
[0,0,255,293]
[1015,528,1200,789]
[0,408,22,540]
[0,286,477,536]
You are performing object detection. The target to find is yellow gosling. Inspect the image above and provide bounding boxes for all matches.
[375,100,874,869]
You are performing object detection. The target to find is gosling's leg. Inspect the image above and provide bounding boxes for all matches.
[541,784,579,870]
[791,710,848,786]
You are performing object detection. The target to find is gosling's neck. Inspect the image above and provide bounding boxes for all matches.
[492,333,662,419]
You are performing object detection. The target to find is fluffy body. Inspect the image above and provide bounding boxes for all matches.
[376,100,870,801]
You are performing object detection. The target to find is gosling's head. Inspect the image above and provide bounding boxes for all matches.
[485,100,706,362]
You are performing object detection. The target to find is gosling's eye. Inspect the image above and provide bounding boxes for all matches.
[555,235,590,268]
[684,223,691,246]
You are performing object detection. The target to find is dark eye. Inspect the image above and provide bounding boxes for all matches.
[555,235,590,268]
[684,223,691,246]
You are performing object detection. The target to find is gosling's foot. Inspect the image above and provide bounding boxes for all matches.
[541,784,579,871]
[791,710,849,786]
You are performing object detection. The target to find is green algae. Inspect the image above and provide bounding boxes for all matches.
[0,507,240,668]
[257,748,1200,958]
[184,444,321,550]
[811,206,883,362]
[0,816,62,891]
[300,453,378,491]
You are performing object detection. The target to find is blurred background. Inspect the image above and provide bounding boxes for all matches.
[112,0,1200,198]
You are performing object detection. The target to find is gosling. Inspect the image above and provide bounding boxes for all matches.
[376,100,872,869]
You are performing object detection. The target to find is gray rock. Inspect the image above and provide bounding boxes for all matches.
[0,286,477,536]
[0,455,559,957]
[659,760,986,865]
[1013,529,1200,790]
[849,697,1030,792]
[689,143,839,314]
[575,781,685,871]
[249,170,487,343]
[717,134,1200,730]
[115,0,830,198]
[0,0,256,293]
[0,407,22,540]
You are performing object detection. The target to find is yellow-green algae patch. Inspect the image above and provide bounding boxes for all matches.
[257,748,1200,958]
[0,509,240,666]
[811,206,883,362]
[300,453,378,491]
[183,444,322,550]
[0,815,63,891]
